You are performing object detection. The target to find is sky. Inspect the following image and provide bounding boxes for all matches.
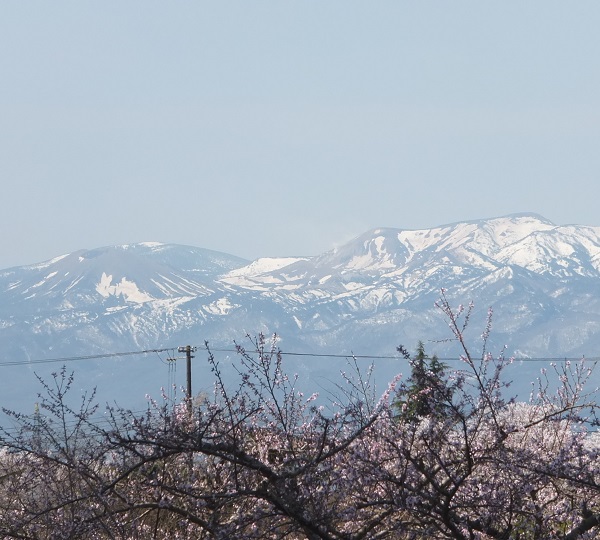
[1,2,600,269]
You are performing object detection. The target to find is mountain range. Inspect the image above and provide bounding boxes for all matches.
[2,213,600,413]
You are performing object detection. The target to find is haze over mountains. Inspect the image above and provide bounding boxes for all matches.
[2,213,600,412]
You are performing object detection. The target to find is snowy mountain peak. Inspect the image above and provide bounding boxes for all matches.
[0,243,249,310]
[315,228,410,273]
[292,214,570,280]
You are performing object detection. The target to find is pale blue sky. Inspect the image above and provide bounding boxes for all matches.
[1,2,599,269]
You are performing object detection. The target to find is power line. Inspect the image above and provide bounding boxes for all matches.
[195,346,600,363]
[0,347,177,367]
[0,345,596,369]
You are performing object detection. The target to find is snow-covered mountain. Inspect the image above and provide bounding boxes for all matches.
[2,213,600,413]
[218,213,600,357]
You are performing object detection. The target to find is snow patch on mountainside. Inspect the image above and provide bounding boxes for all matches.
[25,253,70,270]
[96,272,154,304]
[220,258,308,289]
[29,271,59,290]
[204,297,238,316]
[224,257,306,278]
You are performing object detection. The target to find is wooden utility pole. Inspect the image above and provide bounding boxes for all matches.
[178,345,196,414]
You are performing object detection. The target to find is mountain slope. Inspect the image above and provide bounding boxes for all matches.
[2,214,600,413]
[218,213,600,357]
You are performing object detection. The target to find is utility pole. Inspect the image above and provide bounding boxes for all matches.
[178,345,196,414]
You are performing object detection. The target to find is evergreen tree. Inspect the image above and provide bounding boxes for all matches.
[395,341,453,421]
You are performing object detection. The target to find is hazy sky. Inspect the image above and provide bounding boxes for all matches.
[2,2,600,269]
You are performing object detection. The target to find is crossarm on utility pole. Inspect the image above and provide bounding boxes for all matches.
[178,345,196,415]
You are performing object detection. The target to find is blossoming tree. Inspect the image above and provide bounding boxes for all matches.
[1,293,599,539]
